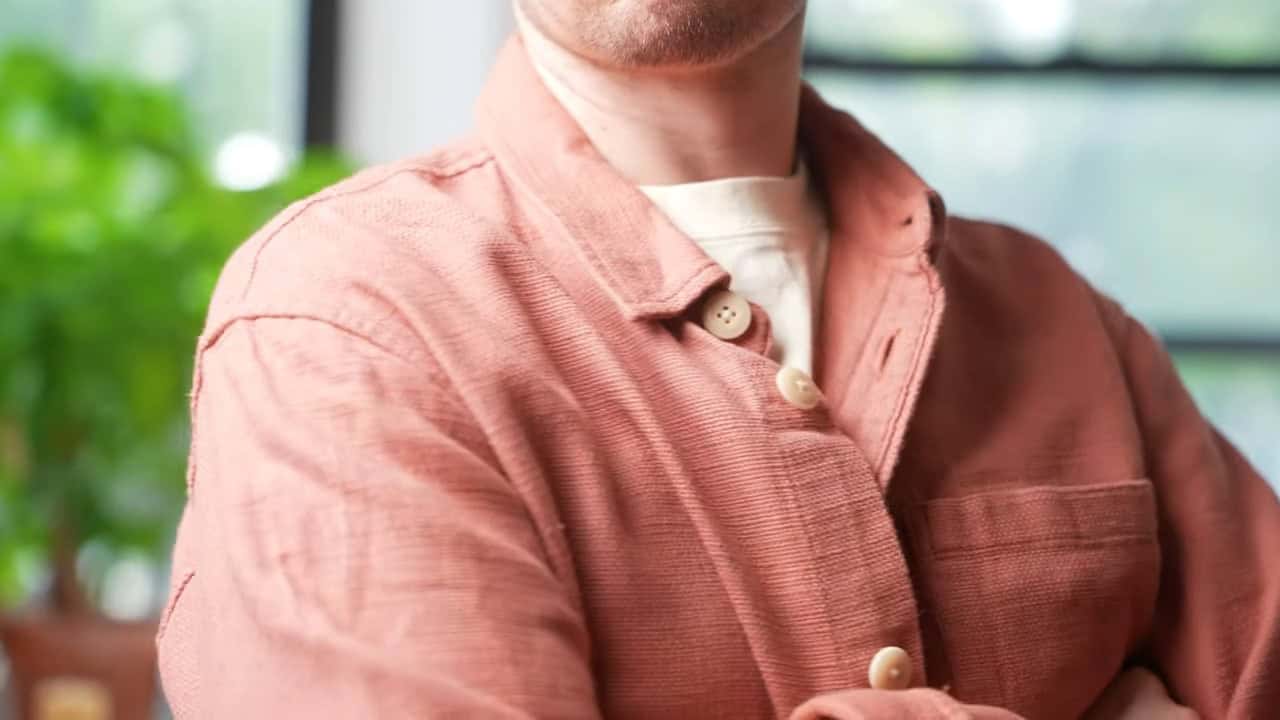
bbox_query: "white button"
[701,289,751,340]
[775,366,820,409]
[868,646,912,690]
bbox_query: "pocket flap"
[923,480,1157,557]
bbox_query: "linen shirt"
[157,36,1280,719]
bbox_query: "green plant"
[0,46,352,612]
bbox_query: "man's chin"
[517,0,801,71]
[590,3,773,69]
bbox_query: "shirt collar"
[475,35,948,321]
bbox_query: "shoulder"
[941,216,1083,286]
[939,215,1130,345]
[201,136,515,361]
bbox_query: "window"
[805,0,1280,483]
[0,0,311,189]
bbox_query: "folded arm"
[1102,296,1280,717]
[157,316,601,718]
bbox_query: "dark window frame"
[804,52,1280,78]
[304,0,340,148]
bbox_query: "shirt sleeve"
[1107,303,1280,717]
[788,688,1025,719]
[156,316,602,719]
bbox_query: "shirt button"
[775,366,820,409]
[701,289,752,340]
[868,646,912,690]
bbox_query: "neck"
[515,8,806,186]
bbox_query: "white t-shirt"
[640,166,830,375]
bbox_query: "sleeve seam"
[186,313,473,499]
[156,569,196,642]
[237,168,424,303]
[201,312,428,371]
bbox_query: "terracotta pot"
[1,613,158,720]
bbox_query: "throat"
[516,8,806,185]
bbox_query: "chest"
[445,252,1161,719]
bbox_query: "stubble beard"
[521,0,799,70]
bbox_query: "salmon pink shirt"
[157,37,1280,719]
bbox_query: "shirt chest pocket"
[910,480,1161,720]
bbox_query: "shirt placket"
[684,285,929,707]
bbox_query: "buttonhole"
[878,331,900,373]
[901,214,914,227]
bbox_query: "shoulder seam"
[410,149,495,180]
[236,150,495,303]
[200,312,427,368]
[238,168,422,302]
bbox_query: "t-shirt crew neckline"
[636,159,824,244]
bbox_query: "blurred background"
[0,0,1276,717]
